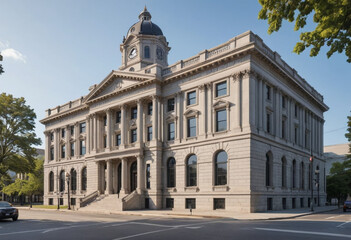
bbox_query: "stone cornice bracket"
[198,84,206,92]
[120,104,126,110]
[104,108,112,114]
[205,82,212,89]
[54,128,60,133]
[75,121,79,126]
[231,72,241,82]
[176,91,183,97]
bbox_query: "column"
[233,74,241,129]
[86,116,90,154]
[106,160,112,194]
[275,88,280,136]
[199,84,206,137]
[152,96,158,141]
[136,155,144,193]
[257,78,263,130]
[65,125,69,159]
[89,115,93,152]
[206,83,213,134]
[176,92,182,141]
[96,162,101,193]
[121,105,126,147]
[93,114,98,151]
[120,157,128,194]
[137,100,144,145]
[106,109,112,150]
[44,132,49,163]
[54,129,59,161]
[75,122,79,156]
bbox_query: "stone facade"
[40,8,328,212]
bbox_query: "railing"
[80,190,99,207]
[122,190,137,203]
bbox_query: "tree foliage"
[0,93,41,177]
[258,0,351,62]
[0,64,3,75]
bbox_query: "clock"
[156,47,163,60]
[129,48,137,59]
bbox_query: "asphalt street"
[0,209,350,240]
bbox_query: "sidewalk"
[17,205,339,220]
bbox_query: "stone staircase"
[79,194,123,212]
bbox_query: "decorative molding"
[183,108,200,117]
[213,99,230,110]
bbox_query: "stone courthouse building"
[41,8,328,212]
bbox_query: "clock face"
[156,47,163,60]
[129,48,137,59]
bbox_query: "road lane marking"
[185,226,202,229]
[255,228,351,238]
[130,222,173,228]
[326,216,336,219]
[113,228,176,240]
[336,221,351,228]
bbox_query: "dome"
[126,7,163,38]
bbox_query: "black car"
[0,201,19,221]
[344,201,351,212]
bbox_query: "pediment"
[85,71,153,103]
[183,108,200,117]
[166,112,177,121]
[213,100,230,109]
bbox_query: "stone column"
[258,78,263,130]
[54,129,59,161]
[206,83,213,135]
[275,88,280,136]
[85,116,90,154]
[96,161,100,193]
[120,157,128,194]
[152,96,158,141]
[137,100,144,145]
[106,109,112,150]
[121,105,126,147]
[176,92,182,141]
[233,74,242,130]
[136,155,144,193]
[106,160,112,194]
[199,84,206,137]
[75,122,79,156]
[44,131,50,163]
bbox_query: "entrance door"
[117,163,121,194]
[130,162,137,191]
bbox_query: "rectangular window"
[131,107,137,119]
[282,119,286,139]
[166,198,174,209]
[216,81,227,97]
[295,104,298,118]
[214,198,225,210]
[70,142,75,157]
[300,198,304,208]
[282,96,286,108]
[70,126,74,135]
[168,122,175,141]
[187,91,196,105]
[266,113,271,133]
[147,126,152,141]
[145,198,149,209]
[294,126,298,144]
[61,128,65,138]
[216,109,227,132]
[116,134,121,146]
[167,98,175,112]
[80,122,86,133]
[266,85,271,100]
[59,198,64,205]
[61,145,66,158]
[267,198,273,211]
[71,198,76,206]
[80,140,86,155]
[131,129,137,143]
[103,116,107,126]
[187,117,196,138]
[148,102,153,115]
[50,132,54,141]
[185,198,196,209]
[50,147,54,161]
[49,198,53,205]
[292,198,296,209]
[104,135,107,148]
[146,164,150,189]
[282,198,287,210]
[116,111,121,123]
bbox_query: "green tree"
[0,93,41,177]
[0,52,3,74]
[258,0,351,62]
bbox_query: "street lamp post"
[315,169,320,207]
[66,172,71,210]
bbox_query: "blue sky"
[1,0,350,148]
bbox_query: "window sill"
[184,187,199,192]
[212,185,229,192]
[167,187,177,192]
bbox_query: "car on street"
[0,201,19,221]
[343,200,351,212]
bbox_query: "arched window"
[186,155,197,187]
[167,157,176,188]
[144,46,150,58]
[70,168,77,191]
[292,160,296,188]
[300,162,305,189]
[215,151,227,185]
[281,157,287,188]
[49,171,54,192]
[265,152,273,186]
[59,170,65,192]
[81,167,87,191]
